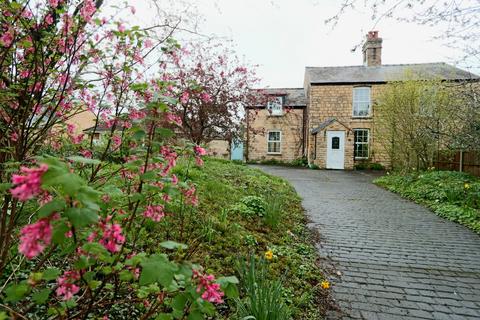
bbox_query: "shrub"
[239,196,267,217]
[369,163,385,170]
[290,157,308,167]
[235,256,291,320]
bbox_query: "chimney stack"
[362,31,382,67]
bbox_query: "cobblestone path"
[255,166,480,320]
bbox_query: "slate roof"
[305,63,479,84]
[254,88,307,107]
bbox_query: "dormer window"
[267,96,283,116]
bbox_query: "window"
[267,131,281,154]
[267,96,283,116]
[353,87,371,117]
[331,137,340,149]
[354,129,369,159]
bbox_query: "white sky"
[131,0,476,88]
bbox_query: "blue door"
[231,140,244,161]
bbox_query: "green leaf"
[119,270,133,281]
[67,156,101,165]
[5,283,30,302]
[65,208,98,228]
[216,276,239,285]
[38,198,66,218]
[156,314,173,320]
[160,241,188,250]
[132,129,146,140]
[187,310,203,320]
[0,312,7,320]
[156,128,174,139]
[42,268,61,281]
[172,293,188,312]
[0,183,12,192]
[52,221,70,245]
[139,254,178,287]
[32,288,51,304]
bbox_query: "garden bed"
[374,170,480,233]
[174,158,330,319]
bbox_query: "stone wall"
[307,84,391,169]
[246,108,305,162]
[206,139,230,159]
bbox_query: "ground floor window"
[354,129,369,159]
[267,130,281,154]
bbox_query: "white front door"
[326,131,345,169]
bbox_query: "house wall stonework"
[206,139,230,159]
[247,108,304,162]
[307,84,390,169]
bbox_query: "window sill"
[354,157,369,160]
[352,116,372,119]
[267,153,282,155]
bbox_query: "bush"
[238,196,267,217]
[290,157,308,167]
[235,256,291,320]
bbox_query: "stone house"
[246,31,479,169]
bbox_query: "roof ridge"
[305,62,448,69]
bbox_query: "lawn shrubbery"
[375,170,480,233]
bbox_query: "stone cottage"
[245,31,479,169]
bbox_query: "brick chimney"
[362,31,382,66]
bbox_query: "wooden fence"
[434,150,480,177]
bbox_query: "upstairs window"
[267,96,283,116]
[353,87,371,117]
[267,130,281,154]
[354,129,369,159]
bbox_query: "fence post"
[459,150,464,172]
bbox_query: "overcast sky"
[133,0,475,88]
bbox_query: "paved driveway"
[255,166,480,320]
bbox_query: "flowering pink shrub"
[18,218,53,259]
[56,271,81,301]
[10,164,48,201]
[193,269,225,304]
[0,1,239,318]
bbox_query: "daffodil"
[321,280,330,289]
[264,250,273,260]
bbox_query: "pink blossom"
[45,14,54,25]
[21,10,33,19]
[194,145,207,156]
[99,217,125,253]
[18,218,52,259]
[166,113,182,126]
[180,91,190,104]
[80,149,93,158]
[118,23,126,33]
[193,270,224,304]
[144,39,153,48]
[195,157,204,167]
[200,92,212,103]
[130,6,136,14]
[70,134,84,145]
[0,31,13,47]
[112,135,122,150]
[171,174,178,185]
[56,271,80,300]
[10,131,18,142]
[143,205,165,222]
[10,164,48,201]
[129,109,146,120]
[67,123,76,135]
[80,0,96,23]
[38,192,53,206]
[184,186,198,207]
[49,0,59,8]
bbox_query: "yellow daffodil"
[321,280,330,289]
[465,183,471,189]
[264,250,273,260]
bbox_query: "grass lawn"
[374,170,480,233]
[172,158,329,319]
